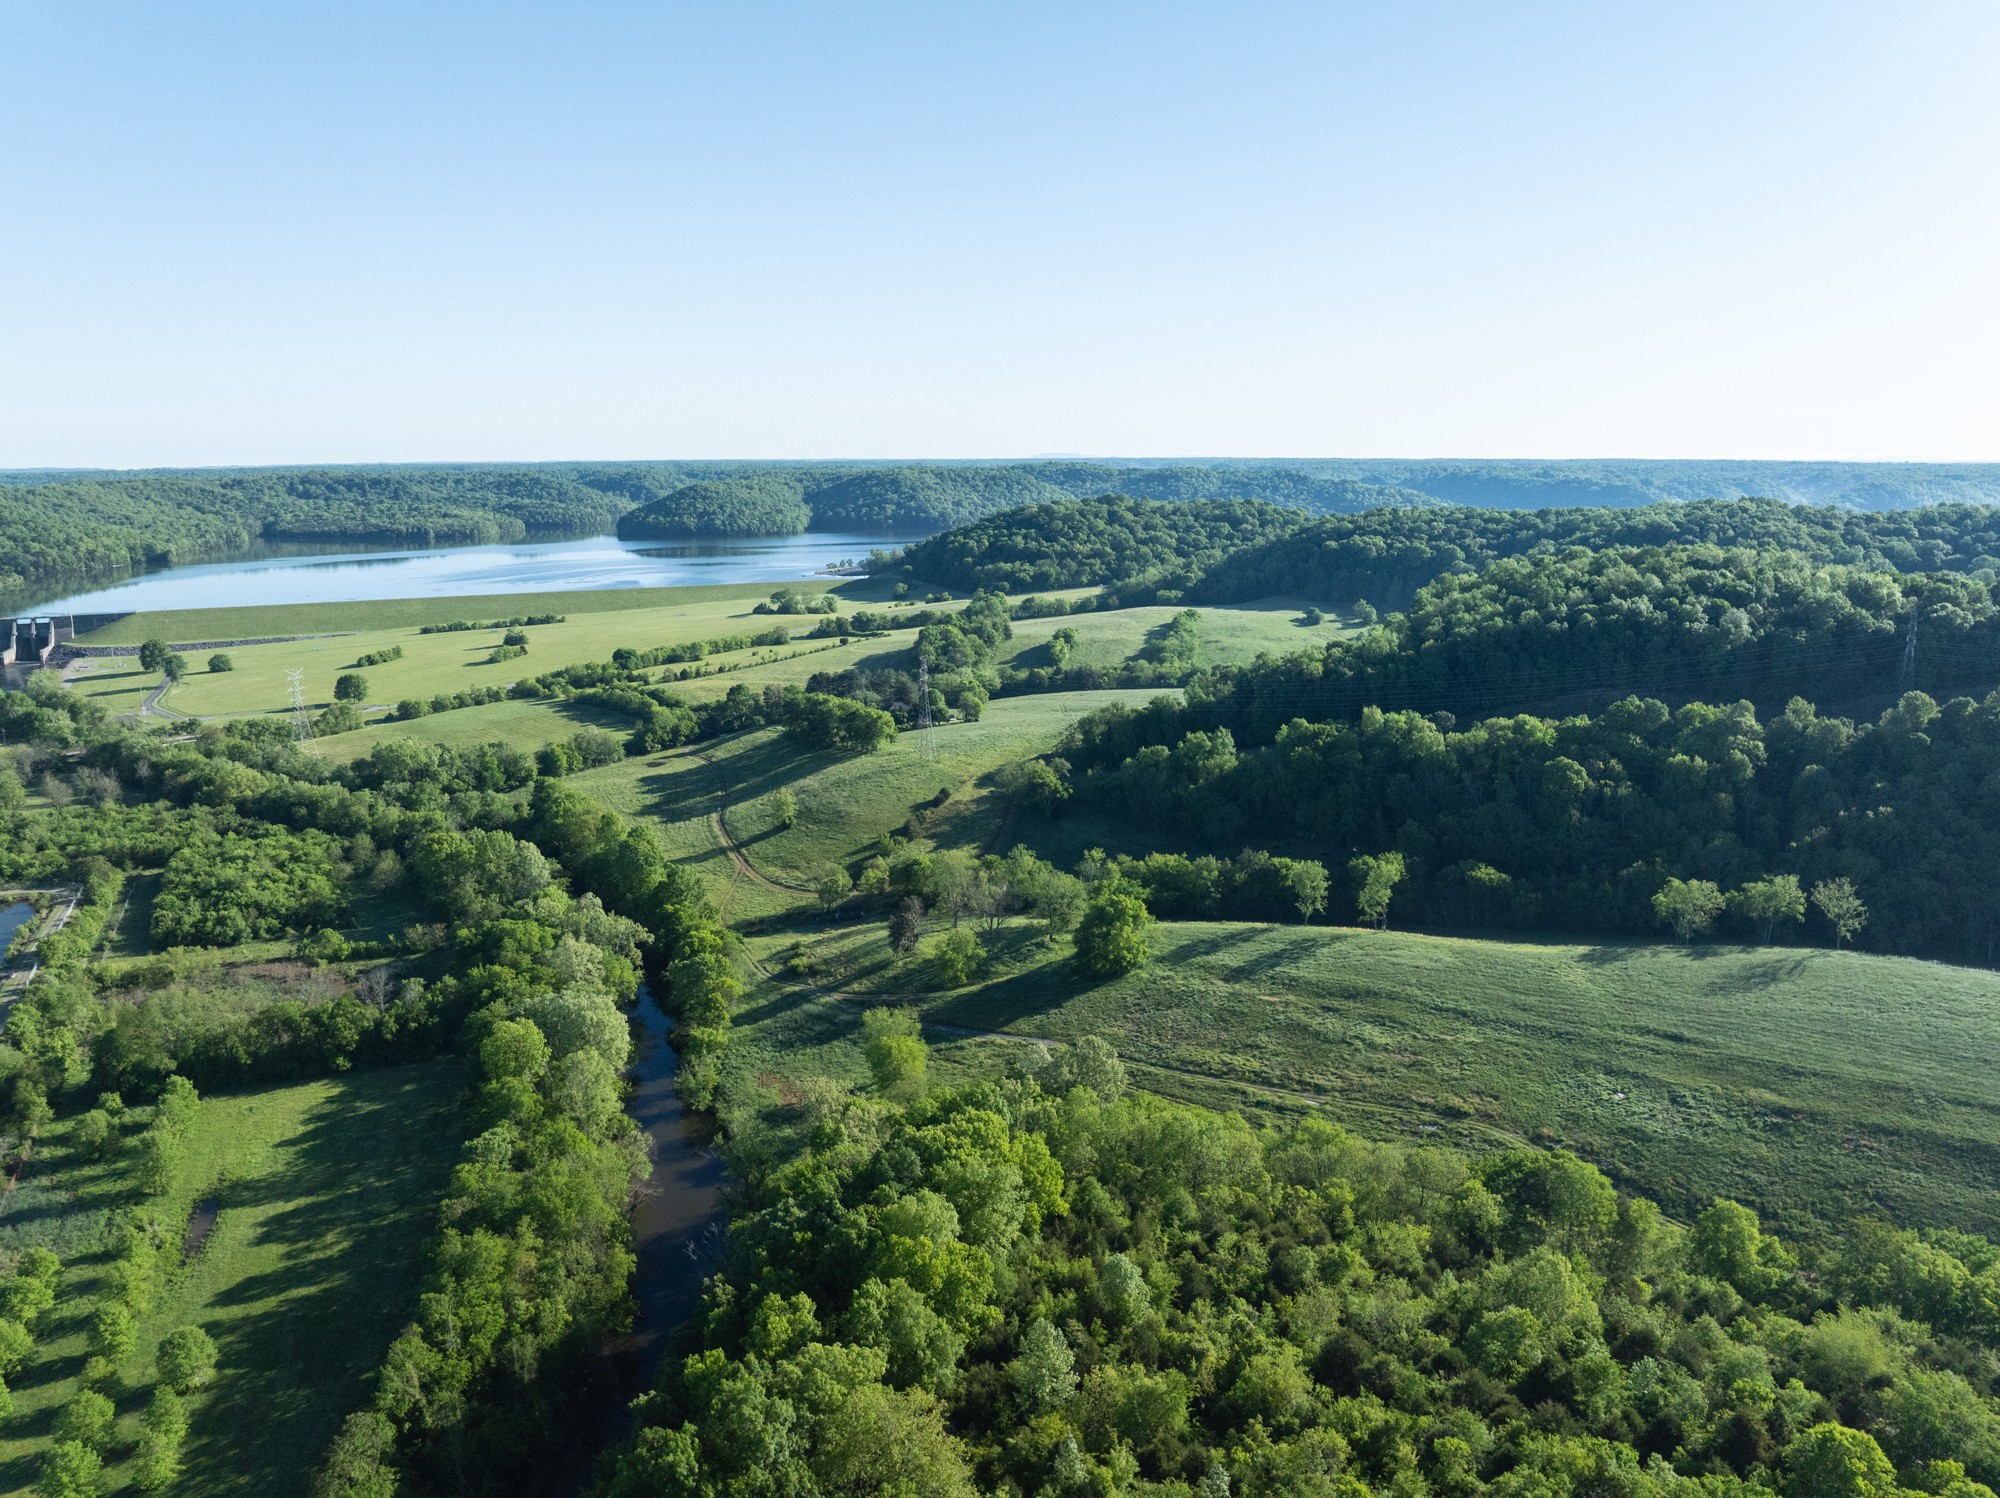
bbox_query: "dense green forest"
[1227,544,1997,718]
[889,496,2000,609]
[1064,683,2000,963]
[1033,543,2000,961]
[800,466,1079,532]
[596,1045,2000,1498]
[892,497,1313,597]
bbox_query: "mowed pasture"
[0,1062,459,1498]
[70,580,815,644]
[731,917,2000,1240]
[69,583,852,719]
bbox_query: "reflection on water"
[15,531,917,617]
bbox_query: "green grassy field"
[310,694,634,764]
[0,1062,459,1497]
[70,589,846,719]
[729,917,2000,1239]
[565,689,1166,918]
[72,579,826,644]
[1000,599,1350,673]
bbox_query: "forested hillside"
[800,465,1078,532]
[894,496,1309,596]
[1100,458,2000,512]
[1194,499,2000,610]
[1047,544,2000,961]
[887,495,2000,608]
[1222,544,1999,717]
[616,476,812,539]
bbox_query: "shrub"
[1073,889,1152,978]
[862,1008,926,1100]
[36,1440,102,1498]
[932,927,984,987]
[135,1388,188,1490]
[157,1324,218,1392]
[54,1389,115,1450]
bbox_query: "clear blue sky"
[2,1,1995,466]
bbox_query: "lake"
[15,530,922,617]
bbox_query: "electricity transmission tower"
[286,668,319,753]
[1898,612,1918,694]
[916,656,937,759]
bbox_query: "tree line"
[1060,683,2000,963]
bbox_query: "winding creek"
[622,987,730,1366]
[553,986,730,1490]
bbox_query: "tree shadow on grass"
[929,966,1082,1036]
[731,978,824,1031]
[718,743,842,812]
[1159,926,1268,964]
[1216,936,1329,983]
[177,1066,459,1498]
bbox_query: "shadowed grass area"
[0,1062,461,1497]
[733,917,2000,1240]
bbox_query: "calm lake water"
[17,530,920,617]
[0,903,34,955]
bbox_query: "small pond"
[0,903,35,957]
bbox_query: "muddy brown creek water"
[547,985,729,1494]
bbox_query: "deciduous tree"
[1653,877,1725,944]
[1813,878,1869,949]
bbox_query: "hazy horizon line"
[9,453,2000,475]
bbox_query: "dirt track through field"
[683,748,814,895]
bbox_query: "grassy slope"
[310,696,636,765]
[565,689,1167,920]
[1000,599,1350,673]
[731,918,2000,1240]
[0,1063,460,1497]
